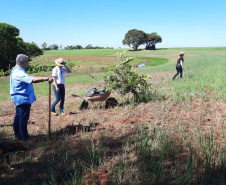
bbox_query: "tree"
[145,32,162,50]
[25,42,43,57]
[41,42,47,50]
[75,45,83,49]
[0,23,19,70]
[64,45,73,50]
[85,44,93,49]
[49,44,59,50]
[122,29,146,51]
[0,23,43,71]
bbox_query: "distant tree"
[75,45,83,49]
[145,32,162,50]
[64,45,76,50]
[64,45,71,50]
[49,44,59,50]
[41,42,47,50]
[85,44,93,49]
[122,29,146,51]
[64,44,112,50]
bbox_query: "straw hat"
[55,58,66,66]
[179,52,184,56]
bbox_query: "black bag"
[86,88,97,97]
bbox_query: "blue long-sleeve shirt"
[10,65,36,106]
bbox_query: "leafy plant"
[66,59,74,69]
[102,51,152,103]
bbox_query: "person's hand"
[48,77,53,83]
[56,87,60,92]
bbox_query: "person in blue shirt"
[10,54,53,142]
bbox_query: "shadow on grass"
[108,132,226,184]
[1,122,226,185]
[0,125,129,185]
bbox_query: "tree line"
[41,43,114,50]
[122,29,162,51]
[0,23,162,72]
[0,23,43,71]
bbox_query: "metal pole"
[48,82,51,140]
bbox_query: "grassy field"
[0,47,226,184]
[43,48,126,57]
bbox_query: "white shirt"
[52,66,68,84]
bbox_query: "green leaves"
[145,32,162,50]
[122,29,162,50]
[0,23,43,71]
[103,51,151,103]
[122,29,147,51]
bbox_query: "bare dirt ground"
[1,72,226,184]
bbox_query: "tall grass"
[135,47,226,100]
[1,112,226,184]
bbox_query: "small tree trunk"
[133,46,138,51]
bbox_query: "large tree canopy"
[122,29,147,51]
[0,23,19,70]
[145,32,162,50]
[0,23,43,71]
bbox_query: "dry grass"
[0,81,226,184]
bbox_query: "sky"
[1,0,226,49]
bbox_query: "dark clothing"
[173,57,184,80]
[173,66,183,79]
[13,103,31,141]
[51,84,65,114]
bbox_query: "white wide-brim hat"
[55,58,66,66]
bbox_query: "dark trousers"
[51,84,65,114]
[13,104,31,141]
[173,66,183,79]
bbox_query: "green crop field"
[1,47,226,101]
[43,48,127,57]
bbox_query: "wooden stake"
[48,82,51,140]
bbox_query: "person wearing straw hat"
[51,58,71,116]
[172,52,185,80]
[10,54,53,142]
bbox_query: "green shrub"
[102,51,152,102]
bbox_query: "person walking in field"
[51,58,71,116]
[10,54,53,142]
[172,52,185,80]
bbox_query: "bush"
[102,51,152,103]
